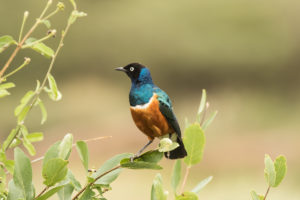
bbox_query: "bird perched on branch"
[115,63,187,159]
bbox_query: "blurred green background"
[1,0,300,199]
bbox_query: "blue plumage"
[116,63,187,159]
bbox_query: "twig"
[263,186,270,200]
[1,57,31,80]
[180,166,191,194]
[35,186,49,199]
[0,0,52,78]
[72,165,121,200]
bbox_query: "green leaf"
[2,128,18,150]
[17,105,30,123]
[264,154,276,187]
[92,153,132,185]
[37,98,47,124]
[41,19,51,28]
[191,176,213,193]
[79,186,95,200]
[136,150,163,163]
[58,133,73,160]
[171,160,181,193]
[42,158,68,187]
[11,148,34,200]
[0,165,6,193]
[202,110,218,130]
[44,73,62,101]
[57,184,74,200]
[43,141,60,167]
[197,89,207,123]
[68,10,87,25]
[159,138,179,152]
[36,185,65,200]
[176,191,198,200]
[66,170,82,191]
[250,191,264,200]
[183,124,206,166]
[3,160,14,174]
[7,180,24,200]
[23,136,36,156]
[26,132,44,142]
[9,138,22,148]
[274,155,287,187]
[0,35,16,53]
[151,173,167,200]
[0,82,15,90]
[25,37,54,58]
[0,89,10,98]
[76,141,89,171]
[14,90,35,116]
[120,150,163,170]
[120,160,162,170]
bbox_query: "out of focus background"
[1,0,299,199]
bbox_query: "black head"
[115,63,153,85]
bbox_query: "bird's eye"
[130,67,134,71]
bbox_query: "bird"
[115,63,187,159]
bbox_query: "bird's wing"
[153,88,181,137]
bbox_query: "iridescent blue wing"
[153,87,181,137]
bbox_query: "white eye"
[130,67,134,71]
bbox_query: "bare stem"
[22,30,56,49]
[35,186,49,199]
[263,186,270,200]
[1,57,31,80]
[180,166,191,194]
[72,165,121,200]
[18,11,29,43]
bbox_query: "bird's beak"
[115,67,127,72]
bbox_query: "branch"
[0,0,53,78]
[72,165,121,200]
[263,186,270,200]
[35,186,49,199]
[180,166,191,194]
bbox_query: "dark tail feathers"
[164,137,187,159]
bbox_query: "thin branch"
[0,0,52,78]
[35,186,49,199]
[18,11,29,43]
[263,186,270,200]
[1,57,31,80]
[180,166,191,194]
[72,165,121,200]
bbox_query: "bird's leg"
[131,139,153,162]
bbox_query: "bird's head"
[115,63,153,85]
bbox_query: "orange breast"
[130,93,173,140]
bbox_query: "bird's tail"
[164,137,187,159]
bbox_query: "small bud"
[24,57,31,64]
[47,29,57,38]
[24,11,29,18]
[57,2,65,11]
[47,0,53,5]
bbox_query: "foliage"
[251,154,287,200]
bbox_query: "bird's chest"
[130,94,173,139]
